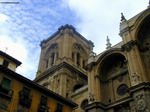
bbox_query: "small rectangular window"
[1,77,11,90]
[22,87,30,97]
[40,96,48,106]
[56,103,63,112]
[3,60,9,67]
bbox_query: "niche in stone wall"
[138,15,150,80]
[99,53,130,104]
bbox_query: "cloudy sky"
[0,0,149,80]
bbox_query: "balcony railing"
[19,91,32,108]
[0,89,13,99]
[38,104,49,112]
[19,97,32,108]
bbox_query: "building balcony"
[38,104,49,112]
[19,91,32,108]
[0,88,13,99]
[19,96,32,108]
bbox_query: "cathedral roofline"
[0,50,22,66]
[40,24,94,47]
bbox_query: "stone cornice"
[128,82,150,95]
[40,24,94,47]
[121,40,138,52]
[34,62,87,82]
[85,96,132,111]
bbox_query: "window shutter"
[3,60,9,67]
[40,96,47,106]
[56,103,63,112]
[2,78,11,90]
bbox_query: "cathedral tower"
[34,25,94,111]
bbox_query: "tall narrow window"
[19,87,32,108]
[22,87,30,98]
[51,52,55,66]
[72,52,74,62]
[0,77,11,94]
[3,60,9,68]
[38,96,49,112]
[56,103,63,112]
[40,96,48,106]
[46,60,49,69]
[77,52,80,66]
[83,60,85,69]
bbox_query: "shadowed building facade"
[0,51,77,112]
[35,5,150,112]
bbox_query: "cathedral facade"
[35,6,150,112]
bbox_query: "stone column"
[74,52,77,66]
[122,40,143,86]
[80,57,83,69]
[59,74,67,97]
[54,52,57,65]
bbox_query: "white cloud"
[0,13,9,22]
[63,0,148,53]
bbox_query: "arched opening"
[137,15,150,80]
[73,84,84,92]
[99,53,129,104]
[44,43,59,69]
[80,99,88,111]
[72,43,88,69]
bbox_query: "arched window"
[44,43,59,69]
[51,52,55,66]
[137,15,150,76]
[80,99,88,111]
[73,84,84,92]
[99,53,129,104]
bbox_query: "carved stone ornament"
[132,72,141,85]
[89,93,95,102]
[121,40,138,52]
[135,92,147,112]
[136,99,146,111]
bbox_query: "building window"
[38,96,49,112]
[117,84,128,96]
[72,52,74,62]
[46,60,49,69]
[0,77,11,94]
[19,87,32,108]
[40,96,48,106]
[80,99,88,111]
[51,52,55,66]
[56,103,63,112]
[83,60,85,69]
[3,60,9,68]
[77,52,80,66]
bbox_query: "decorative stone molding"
[121,40,138,52]
[132,72,141,85]
[134,92,147,112]
[89,93,95,103]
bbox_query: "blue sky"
[0,0,148,80]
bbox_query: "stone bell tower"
[34,24,94,100]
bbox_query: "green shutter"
[2,78,11,90]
